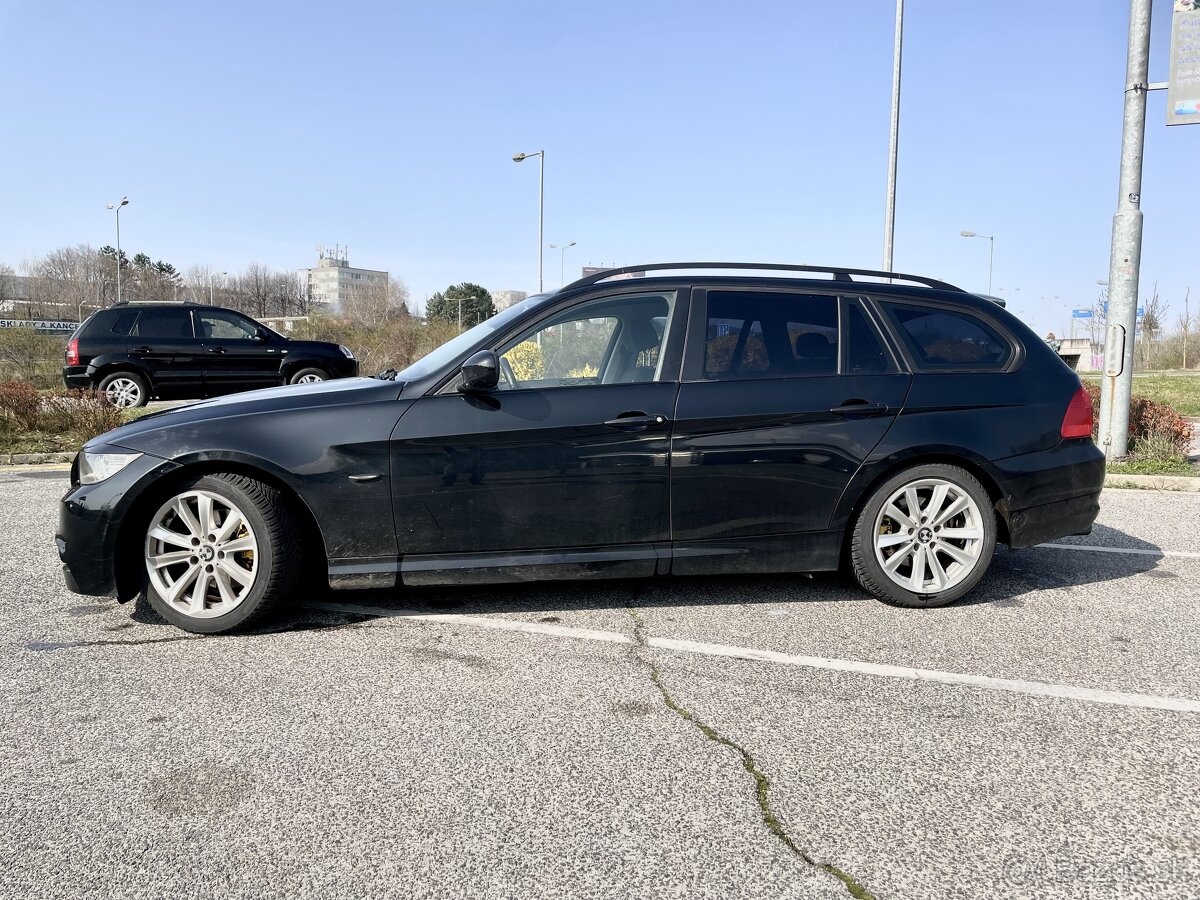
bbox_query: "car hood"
[93,376,405,451]
[281,339,344,355]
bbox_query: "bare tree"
[36,245,103,320]
[0,263,15,312]
[1138,281,1169,370]
[341,276,411,328]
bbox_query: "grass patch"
[1107,457,1199,477]
[1081,373,1200,417]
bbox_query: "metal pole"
[115,207,123,304]
[208,272,214,305]
[882,0,903,272]
[538,153,544,294]
[1099,0,1152,460]
[987,236,994,296]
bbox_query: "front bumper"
[56,450,180,598]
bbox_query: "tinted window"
[109,312,138,336]
[844,303,894,374]
[197,310,257,340]
[704,291,838,379]
[134,309,194,339]
[882,303,1012,370]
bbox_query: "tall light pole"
[513,150,545,292]
[959,231,994,295]
[106,197,129,303]
[883,0,903,273]
[549,241,575,287]
[208,270,227,305]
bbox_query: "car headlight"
[79,449,143,485]
[339,345,355,359]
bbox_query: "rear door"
[670,287,911,574]
[195,309,282,395]
[128,308,203,398]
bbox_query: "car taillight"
[66,338,79,367]
[1061,386,1093,439]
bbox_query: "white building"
[492,289,528,312]
[298,247,388,313]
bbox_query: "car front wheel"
[140,473,299,633]
[850,463,996,608]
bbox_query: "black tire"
[289,367,328,385]
[98,370,150,408]
[850,463,996,609]
[140,473,300,634]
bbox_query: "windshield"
[393,295,552,383]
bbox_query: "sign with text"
[1072,309,1093,319]
[1168,1,1200,125]
[0,318,77,333]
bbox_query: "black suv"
[57,263,1104,634]
[63,302,358,407]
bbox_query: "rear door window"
[133,309,194,340]
[701,291,839,379]
[880,302,1012,370]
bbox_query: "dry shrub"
[0,380,42,429]
[1083,382,1194,456]
[0,381,123,443]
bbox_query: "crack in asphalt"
[624,604,876,900]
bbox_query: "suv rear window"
[880,302,1012,370]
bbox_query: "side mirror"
[254,328,269,343]
[459,350,499,392]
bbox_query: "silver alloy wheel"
[297,373,325,384]
[105,377,142,408]
[873,477,985,594]
[144,490,259,618]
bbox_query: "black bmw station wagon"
[57,263,1104,633]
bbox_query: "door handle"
[603,412,669,429]
[829,400,888,417]
[207,347,226,354]
[133,345,152,353]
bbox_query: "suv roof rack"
[562,262,966,293]
[111,299,199,306]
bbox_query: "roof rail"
[562,262,966,293]
[112,299,197,306]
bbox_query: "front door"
[195,309,282,395]
[670,288,912,574]
[391,289,684,585]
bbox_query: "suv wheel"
[289,367,327,384]
[98,371,149,408]
[850,463,996,608]
[141,473,299,633]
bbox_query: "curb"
[1105,473,1200,492]
[1,452,73,466]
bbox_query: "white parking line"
[308,602,1200,714]
[1037,542,1200,560]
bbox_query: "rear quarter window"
[880,302,1013,371]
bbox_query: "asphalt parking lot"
[1,471,1198,900]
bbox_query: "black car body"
[62,302,358,407]
[57,264,1104,633]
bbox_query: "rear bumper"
[994,439,1106,549]
[62,367,92,390]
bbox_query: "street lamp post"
[106,197,129,303]
[549,241,576,287]
[513,150,545,293]
[959,230,994,295]
[208,270,227,305]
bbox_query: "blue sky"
[0,0,1194,336]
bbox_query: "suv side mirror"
[459,350,499,392]
[254,328,269,343]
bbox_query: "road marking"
[1038,542,1200,560]
[308,602,1200,714]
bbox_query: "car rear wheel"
[141,473,299,633]
[850,463,996,608]
[289,367,327,384]
[99,370,149,408]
